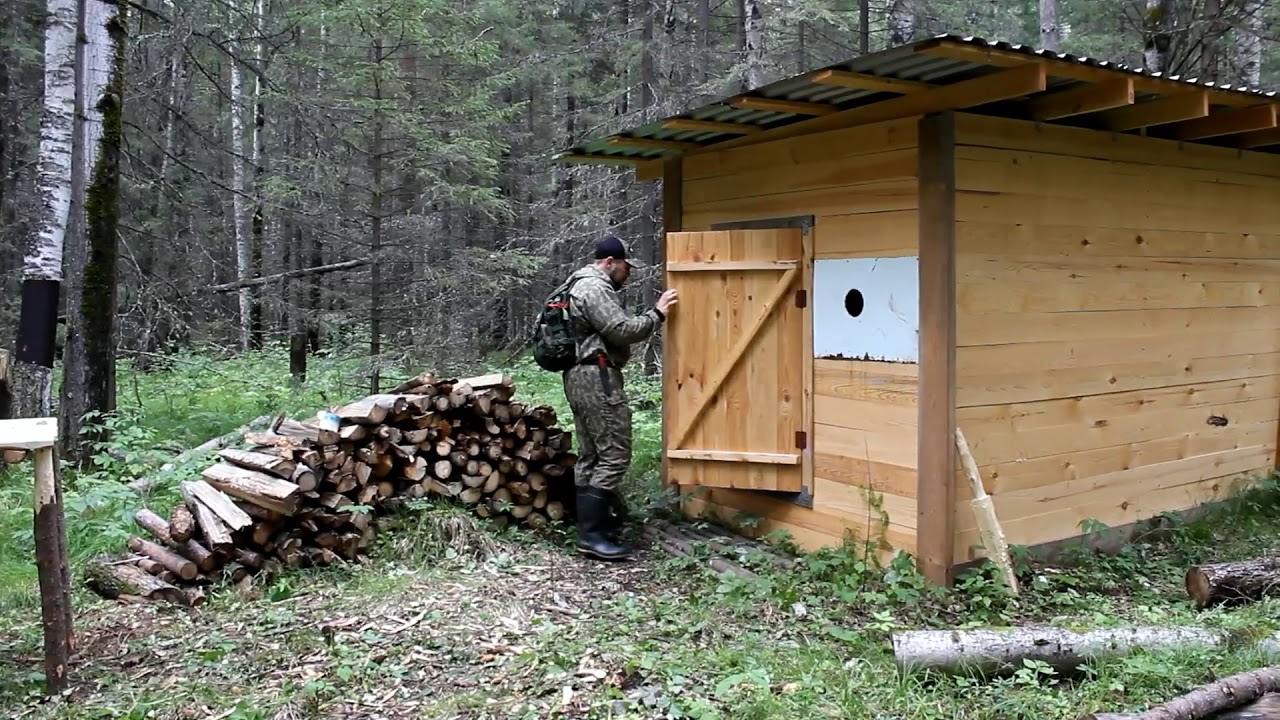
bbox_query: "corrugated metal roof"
[556,34,1280,164]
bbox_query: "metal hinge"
[795,430,807,449]
[794,289,807,308]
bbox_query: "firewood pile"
[85,371,578,606]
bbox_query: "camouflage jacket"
[565,264,664,368]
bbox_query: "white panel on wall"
[813,256,919,362]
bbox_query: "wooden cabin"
[555,35,1280,586]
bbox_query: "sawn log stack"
[85,372,577,605]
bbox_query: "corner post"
[660,156,683,494]
[917,111,957,587]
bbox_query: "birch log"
[892,626,1226,676]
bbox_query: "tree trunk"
[248,0,267,349]
[12,0,79,420]
[1144,0,1173,74]
[1186,555,1280,608]
[892,626,1226,677]
[368,36,384,394]
[229,21,251,353]
[59,0,127,464]
[1040,0,1060,51]
[1084,668,1280,720]
[858,0,869,54]
[888,0,914,47]
[742,0,764,90]
[1237,0,1263,88]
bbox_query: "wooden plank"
[0,417,58,451]
[684,178,918,229]
[959,306,1280,347]
[816,452,918,498]
[682,147,917,208]
[810,69,935,94]
[683,117,917,182]
[730,96,838,116]
[959,277,1280,315]
[556,153,647,166]
[813,476,918,531]
[959,351,1280,407]
[916,111,957,587]
[1095,91,1210,132]
[955,190,1279,236]
[606,136,701,153]
[671,265,800,448]
[1164,103,1277,141]
[1028,78,1134,121]
[667,260,797,271]
[1237,127,1280,149]
[801,223,816,496]
[816,210,919,258]
[696,63,1047,156]
[965,420,1278,497]
[661,158,682,492]
[666,449,800,464]
[954,113,1280,180]
[663,118,762,135]
[954,220,1280,260]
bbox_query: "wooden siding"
[676,116,921,560]
[951,113,1280,564]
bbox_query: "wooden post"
[0,417,73,694]
[0,348,11,419]
[916,111,958,588]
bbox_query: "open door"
[664,228,808,493]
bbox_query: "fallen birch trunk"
[892,626,1228,677]
[126,415,275,494]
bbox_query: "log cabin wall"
[950,113,1280,565]
[674,116,924,561]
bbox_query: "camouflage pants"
[563,363,632,491]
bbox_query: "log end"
[1186,566,1212,608]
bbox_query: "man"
[562,235,677,561]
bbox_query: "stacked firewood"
[85,372,577,606]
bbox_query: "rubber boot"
[576,485,632,561]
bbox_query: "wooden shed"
[555,35,1280,586]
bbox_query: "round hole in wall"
[844,289,865,318]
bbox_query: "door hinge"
[795,430,807,449]
[794,289,807,308]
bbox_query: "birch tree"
[11,0,79,419]
[1041,0,1060,51]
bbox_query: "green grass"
[3,346,1280,718]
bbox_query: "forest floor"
[1,347,1280,719]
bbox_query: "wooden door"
[664,228,807,492]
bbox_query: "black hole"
[844,289,865,318]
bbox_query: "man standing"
[562,235,677,560]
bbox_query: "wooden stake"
[955,427,1018,594]
[32,442,72,694]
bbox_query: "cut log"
[3,449,27,464]
[169,504,196,544]
[892,626,1226,677]
[218,448,297,479]
[1084,670,1280,720]
[127,537,198,581]
[84,555,188,605]
[181,480,253,531]
[1186,556,1280,608]
[201,462,301,515]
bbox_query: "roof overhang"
[554,34,1280,180]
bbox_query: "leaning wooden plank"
[84,554,188,605]
[1186,555,1280,608]
[217,448,297,479]
[955,427,1018,594]
[892,626,1225,677]
[201,462,302,515]
[1083,668,1280,720]
[181,480,252,533]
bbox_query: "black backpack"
[531,276,585,372]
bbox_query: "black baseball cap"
[594,235,647,268]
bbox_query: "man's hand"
[656,288,678,315]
